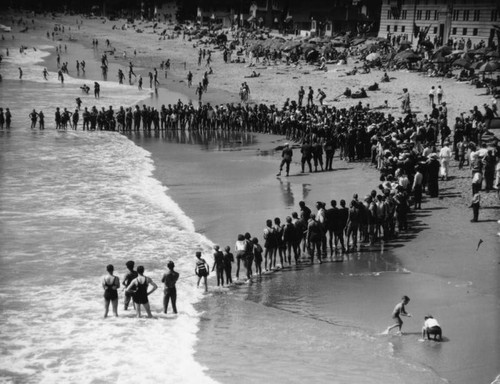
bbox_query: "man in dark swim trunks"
[211,245,225,287]
[122,260,138,311]
[162,261,179,314]
[277,143,293,177]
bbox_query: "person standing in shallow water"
[223,246,234,285]
[195,251,209,292]
[102,264,120,318]
[122,260,138,311]
[211,245,225,287]
[384,295,411,335]
[126,265,158,318]
[162,261,179,314]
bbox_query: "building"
[247,0,285,29]
[287,0,382,37]
[378,0,500,46]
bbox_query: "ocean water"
[0,45,216,383]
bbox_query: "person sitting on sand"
[80,84,90,94]
[343,87,352,97]
[384,295,411,335]
[368,83,379,91]
[381,72,390,82]
[245,71,260,78]
[346,67,358,76]
[351,88,367,99]
[422,315,442,341]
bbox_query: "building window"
[394,25,398,32]
[401,10,407,19]
[452,10,459,21]
[452,27,457,35]
[473,10,480,21]
[473,28,478,36]
[387,25,391,32]
[416,10,422,20]
[387,10,392,20]
[463,10,469,21]
[433,26,438,34]
[425,10,431,20]
[434,10,439,20]
[402,26,405,32]
[491,10,498,21]
[462,27,467,35]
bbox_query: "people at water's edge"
[384,295,411,335]
[162,261,179,314]
[102,264,120,318]
[125,265,158,318]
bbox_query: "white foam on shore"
[0,109,216,382]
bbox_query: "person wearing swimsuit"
[126,266,158,318]
[102,264,120,318]
[195,251,209,292]
[384,295,411,335]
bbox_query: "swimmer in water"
[384,295,411,335]
[161,261,179,314]
[102,264,120,318]
[126,265,158,318]
[195,251,209,292]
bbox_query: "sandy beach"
[1,10,499,384]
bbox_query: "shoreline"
[1,11,499,384]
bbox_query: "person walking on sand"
[94,82,100,98]
[422,315,442,341]
[126,266,158,318]
[436,86,443,104]
[162,261,179,314]
[102,264,120,318]
[428,86,435,106]
[195,251,209,292]
[400,88,410,113]
[298,86,305,107]
[122,260,138,311]
[211,245,225,287]
[384,295,411,335]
